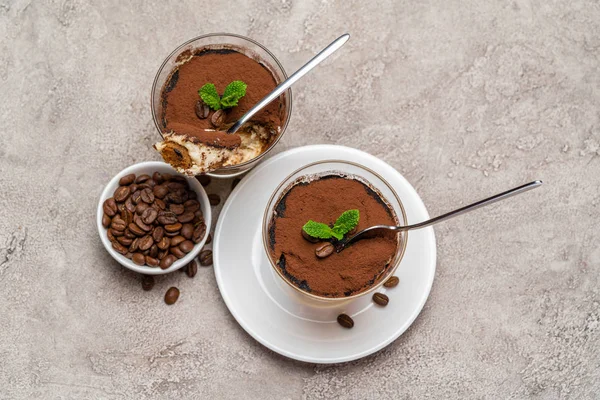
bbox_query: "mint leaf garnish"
[303,221,334,239]
[302,209,360,241]
[332,209,359,236]
[199,83,221,110]
[220,80,247,108]
[198,80,247,110]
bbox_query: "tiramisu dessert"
[154,47,286,175]
[267,174,400,298]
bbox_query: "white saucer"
[213,145,436,363]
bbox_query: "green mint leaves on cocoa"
[302,209,360,241]
[199,80,247,111]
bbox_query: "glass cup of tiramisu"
[263,161,408,303]
[151,33,292,178]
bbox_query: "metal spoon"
[227,33,350,134]
[336,180,543,251]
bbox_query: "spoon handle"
[227,34,350,134]
[404,180,543,230]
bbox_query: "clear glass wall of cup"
[262,160,409,306]
[151,33,292,178]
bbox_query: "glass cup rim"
[261,159,409,302]
[150,32,293,172]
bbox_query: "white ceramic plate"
[213,145,436,363]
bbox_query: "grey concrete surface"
[1,0,599,398]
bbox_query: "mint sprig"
[302,209,360,241]
[198,80,247,111]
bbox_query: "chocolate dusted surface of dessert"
[268,175,400,298]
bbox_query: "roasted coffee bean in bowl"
[97,161,211,275]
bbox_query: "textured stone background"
[1,0,599,398]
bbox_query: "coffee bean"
[315,243,334,258]
[125,197,136,213]
[138,235,154,251]
[141,275,154,291]
[112,241,128,255]
[160,254,176,269]
[165,191,184,204]
[116,202,126,213]
[103,198,118,217]
[337,314,354,329]
[110,216,126,232]
[164,287,180,305]
[154,198,166,210]
[120,209,133,225]
[157,212,178,225]
[149,244,159,258]
[132,253,145,266]
[185,260,198,277]
[183,199,200,212]
[114,186,131,203]
[177,211,194,223]
[157,250,167,259]
[196,175,211,187]
[117,236,133,246]
[140,188,154,203]
[152,172,163,184]
[208,194,220,206]
[110,228,124,237]
[372,292,389,306]
[383,276,399,288]
[187,190,197,200]
[171,175,187,183]
[167,181,185,191]
[199,249,213,266]
[102,213,111,228]
[135,174,151,184]
[125,252,133,259]
[141,207,158,224]
[135,202,149,215]
[169,203,185,215]
[152,226,164,242]
[157,237,170,250]
[153,184,168,199]
[133,215,152,232]
[129,184,138,193]
[162,173,173,182]
[119,174,136,186]
[180,223,193,240]
[145,256,159,267]
[195,99,210,119]
[205,233,212,244]
[165,231,180,237]
[179,240,194,253]
[128,223,146,236]
[302,229,320,243]
[107,229,116,242]
[169,235,185,247]
[124,230,136,239]
[210,109,225,127]
[131,190,142,204]
[165,222,182,233]
[193,223,206,244]
[129,238,139,252]
[170,246,186,259]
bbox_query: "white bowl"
[97,161,211,275]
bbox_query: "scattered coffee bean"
[205,233,212,244]
[179,240,194,253]
[160,254,176,269]
[199,249,213,266]
[170,235,186,247]
[210,109,225,127]
[119,174,136,186]
[135,174,151,184]
[132,252,145,266]
[372,292,389,306]
[140,188,154,204]
[165,222,182,233]
[145,256,159,267]
[103,198,118,217]
[302,229,320,243]
[170,246,186,259]
[185,260,198,277]
[114,186,130,202]
[196,175,211,187]
[102,213,111,228]
[337,314,354,329]
[208,194,220,206]
[195,99,210,119]
[383,276,399,288]
[141,275,154,291]
[315,243,334,258]
[164,287,180,305]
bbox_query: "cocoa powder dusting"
[161,49,284,140]
[269,176,400,297]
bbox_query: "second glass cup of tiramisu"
[151,33,292,178]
